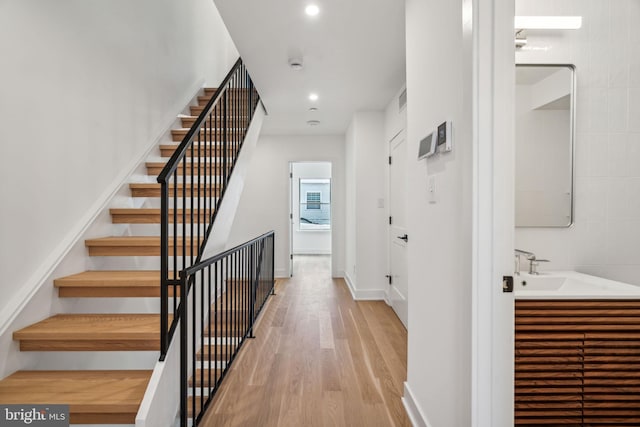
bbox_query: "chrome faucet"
[514,249,533,275]
[515,249,550,275]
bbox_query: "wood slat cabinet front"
[515,300,640,426]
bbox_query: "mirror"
[515,64,575,227]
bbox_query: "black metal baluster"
[214,262,219,390]
[160,182,169,359]
[249,243,255,337]
[200,268,204,415]
[243,247,247,338]
[215,104,219,214]
[180,272,188,427]
[206,113,210,229]
[222,91,227,187]
[190,140,195,265]
[173,169,178,315]
[191,271,196,422]
[182,153,187,281]
[207,264,212,398]
[198,122,202,261]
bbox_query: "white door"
[388,130,408,328]
[289,163,294,277]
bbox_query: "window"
[306,191,321,209]
[299,179,331,230]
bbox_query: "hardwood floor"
[201,255,411,427]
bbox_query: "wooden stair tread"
[0,370,151,423]
[86,236,196,247]
[129,182,222,198]
[14,314,161,340]
[196,344,232,361]
[129,183,221,190]
[85,236,203,257]
[13,314,164,351]
[146,161,229,168]
[55,270,159,287]
[110,208,214,224]
[181,117,249,127]
[159,144,236,158]
[145,161,227,176]
[171,127,244,142]
[190,106,250,114]
[189,369,222,387]
[53,270,179,298]
[85,236,202,247]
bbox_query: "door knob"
[397,234,408,242]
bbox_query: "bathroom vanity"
[515,272,640,426]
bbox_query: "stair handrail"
[157,58,261,359]
[157,57,243,183]
[178,231,275,427]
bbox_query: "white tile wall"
[515,0,640,286]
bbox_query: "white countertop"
[515,271,640,300]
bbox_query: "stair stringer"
[135,103,265,427]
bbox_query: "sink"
[514,271,640,299]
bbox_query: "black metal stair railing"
[179,231,275,427]
[157,58,260,360]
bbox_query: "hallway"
[202,255,411,426]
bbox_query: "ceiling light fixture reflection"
[514,16,582,30]
[305,5,320,17]
[308,93,319,101]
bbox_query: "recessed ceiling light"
[308,93,319,101]
[307,120,320,126]
[305,4,320,17]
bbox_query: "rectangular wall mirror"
[515,64,575,227]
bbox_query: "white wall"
[226,135,345,278]
[0,0,238,317]
[403,0,473,425]
[515,0,640,286]
[385,86,408,142]
[344,112,389,299]
[292,163,332,255]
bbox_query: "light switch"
[428,175,437,204]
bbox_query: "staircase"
[0,61,264,425]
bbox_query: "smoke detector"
[307,120,320,126]
[289,58,303,70]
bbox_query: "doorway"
[388,130,409,328]
[289,162,333,277]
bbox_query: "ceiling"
[213,0,406,135]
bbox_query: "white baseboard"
[402,382,431,427]
[343,273,386,301]
[293,250,331,255]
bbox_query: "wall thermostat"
[437,121,452,152]
[417,131,437,159]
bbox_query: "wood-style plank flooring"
[201,255,411,427]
